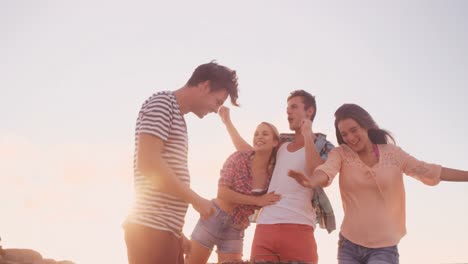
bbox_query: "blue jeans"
[338,233,399,264]
[190,201,245,254]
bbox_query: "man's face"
[193,82,228,118]
[286,96,313,131]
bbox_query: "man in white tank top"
[250,90,333,263]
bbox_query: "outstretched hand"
[256,191,281,207]
[218,106,231,124]
[288,169,315,188]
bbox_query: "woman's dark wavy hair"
[334,104,395,145]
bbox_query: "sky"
[1,1,468,263]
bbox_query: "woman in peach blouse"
[289,103,468,264]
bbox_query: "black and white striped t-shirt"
[126,91,189,237]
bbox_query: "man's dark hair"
[187,61,239,106]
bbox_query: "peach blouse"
[316,144,442,248]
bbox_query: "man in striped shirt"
[124,61,240,264]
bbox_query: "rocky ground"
[0,248,75,264]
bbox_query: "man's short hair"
[187,61,239,106]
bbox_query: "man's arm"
[137,133,214,219]
[218,106,253,151]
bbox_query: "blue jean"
[190,201,245,254]
[338,233,399,264]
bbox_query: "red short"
[251,224,318,263]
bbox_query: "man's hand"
[256,191,282,207]
[181,234,191,255]
[192,196,215,220]
[300,118,316,141]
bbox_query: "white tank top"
[256,142,316,226]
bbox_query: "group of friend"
[122,61,468,264]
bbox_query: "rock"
[0,260,17,264]
[3,249,42,263]
[42,259,57,264]
[0,244,74,264]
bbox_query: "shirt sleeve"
[315,148,342,187]
[137,95,174,141]
[319,140,335,160]
[397,146,442,186]
[219,151,243,188]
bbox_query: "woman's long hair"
[334,104,395,145]
[259,122,280,175]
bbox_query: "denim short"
[190,201,245,254]
[338,233,399,264]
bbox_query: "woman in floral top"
[186,119,282,264]
[289,103,468,264]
